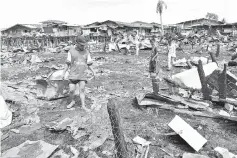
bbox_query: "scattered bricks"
[225,103,234,112]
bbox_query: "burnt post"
[197,60,211,100]
[219,64,227,100]
[107,99,129,158]
[209,52,217,64]
[0,36,2,52]
[151,75,160,94]
[206,44,209,51]
[216,43,220,57]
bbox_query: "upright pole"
[107,99,129,158]
[197,60,211,100]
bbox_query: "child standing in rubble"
[167,38,178,71]
[62,36,95,112]
[149,35,159,75]
[134,31,140,56]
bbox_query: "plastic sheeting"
[0,95,12,129]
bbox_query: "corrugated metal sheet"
[2,24,42,32]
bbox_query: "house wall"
[179,19,222,29]
[2,25,33,36]
[52,25,81,36]
[82,29,91,36]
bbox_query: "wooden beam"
[218,64,227,100]
[197,60,211,100]
[216,43,220,57]
[209,52,217,64]
[107,99,129,158]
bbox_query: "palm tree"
[156,0,167,35]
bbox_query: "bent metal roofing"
[2,24,42,32]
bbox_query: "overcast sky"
[0,0,237,29]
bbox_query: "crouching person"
[62,36,95,112]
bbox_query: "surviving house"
[40,20,81,36]
[176,18,224,29]
[1,24,42,37]
[131,21,160,35]
[83,20,161,39]
[210,22,237,35]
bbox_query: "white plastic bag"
[0,95,12,128]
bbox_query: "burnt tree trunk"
[216,43,220,57]
[107,99,128,158]
[197,60,211,100]
[219,64,227,100]
[0,37,2,52]
[209,52,217,64]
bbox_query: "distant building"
[210,22,237,35]
[176,18,224,29]
[40,20,81,36]
[40,20,67,26]
[1,24,42,37]
[0,20,82,37]
[83,20,161,39]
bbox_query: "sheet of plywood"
[172,62,218,89]
[168,115,207,152]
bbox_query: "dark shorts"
[149,59,156,73]
[69,79,87,84]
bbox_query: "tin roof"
[1,24,42,32]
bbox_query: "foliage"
[206,12,219,21]
[156,0,167,35]
[156,0,167,15]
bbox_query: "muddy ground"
[1,44,237,157]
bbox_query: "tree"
[156,0,167,35]
[206,12,219,21]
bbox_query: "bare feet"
[67,100,76,109]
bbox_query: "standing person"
[167,38,178,71]
[149,35,159,75]
[135,31,140,56]
[62,36,95,111]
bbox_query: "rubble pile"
[1,29,237,157]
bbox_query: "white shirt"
[66,49,92,65]
[168,43,177,57]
